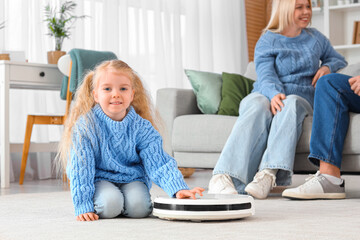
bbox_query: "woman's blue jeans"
[213,92,313,193]
[308,73,360,169]
[93,180,153,219]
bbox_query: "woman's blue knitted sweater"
[253,28,347,106]
[67,105,189,216]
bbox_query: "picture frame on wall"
[353,21,360,44]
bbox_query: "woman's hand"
[312,65,330,87]
[176,187,205,199]
[349,75,360,96]
[76,212,99,221]
[271,93,286,115]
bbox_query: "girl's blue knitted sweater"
[253,28,347,106]
[67,104,189,216]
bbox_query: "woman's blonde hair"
[57,60,159,172]
[264,0,312,33]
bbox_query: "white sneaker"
[208,174,238,194]
[282,171,346,200]
[245,170,276,199]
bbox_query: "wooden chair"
[19,55,73,184]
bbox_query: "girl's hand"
[271,93,286,115]
[349,76,360,96]
[76,212,99,221]
[176,187,205,199]
[312,65,330,87]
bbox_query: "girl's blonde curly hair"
[57,60,160,172]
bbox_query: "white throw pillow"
[244,61,257,81]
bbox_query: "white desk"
[0,61,62,188]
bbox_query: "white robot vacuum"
[153,194,255,221]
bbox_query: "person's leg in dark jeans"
[283,73,360,199]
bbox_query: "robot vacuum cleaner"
[153,194,255,221]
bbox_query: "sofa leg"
[178,168,195,178]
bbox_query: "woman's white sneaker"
[245,169,276,199]
[208,174,238,194]
[282,171,346,200]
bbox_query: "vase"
[47,51,66,64]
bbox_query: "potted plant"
[44,1,86,64]
[0,21,10,61]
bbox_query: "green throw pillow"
[184,69,222,114]
[218,72,255,116]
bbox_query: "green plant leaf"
[44,1,88,51]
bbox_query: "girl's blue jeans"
[213,92,313,193]
[93,180,153,219]
[309,73,360,169]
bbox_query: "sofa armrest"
[156,88,201,156]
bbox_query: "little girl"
[58,60,204,221]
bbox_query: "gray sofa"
[156,63,360,173]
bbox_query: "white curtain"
[1,0,248,181]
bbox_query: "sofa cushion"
[297,113,360,154]
[338,62,360,76]
[217,72,255,116]
[343,113,360,154]
[172,114,237,152]
[295,116,313,153]
[173,113,360,155]
[184,69,222,114]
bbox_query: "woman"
[208,0,347,199]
